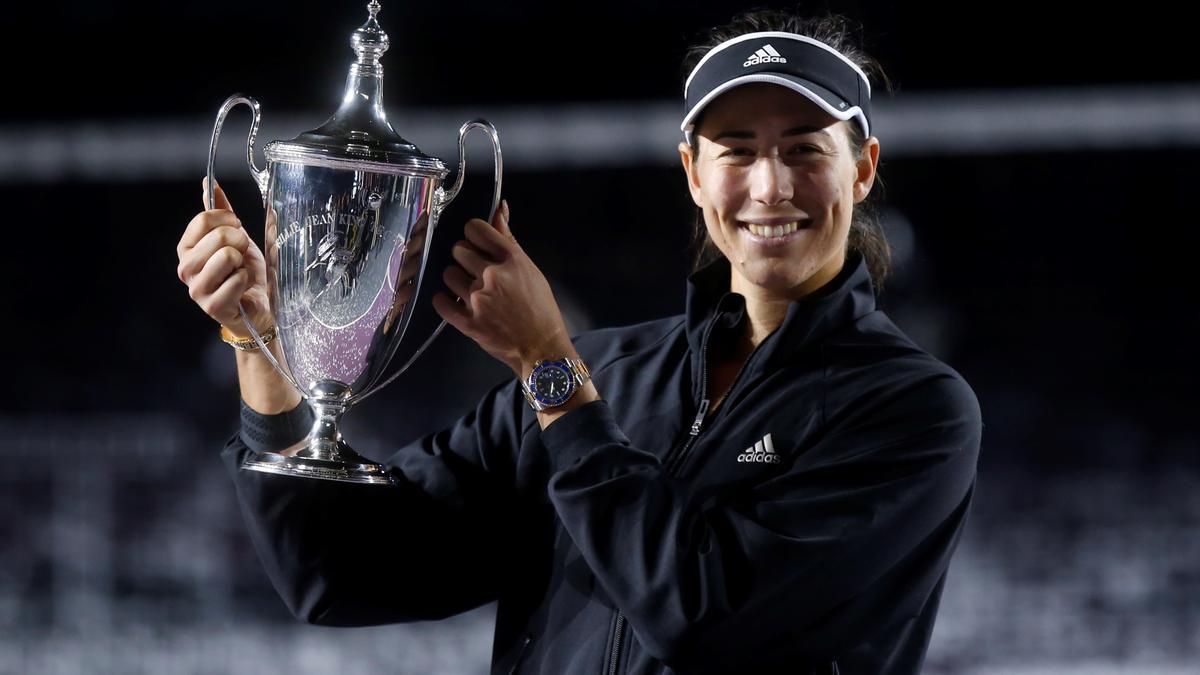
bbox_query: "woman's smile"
[738,218,815,247]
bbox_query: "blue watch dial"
[532,361,575,406]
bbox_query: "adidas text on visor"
[682,31,873,145]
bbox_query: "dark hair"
[681,7,895,295]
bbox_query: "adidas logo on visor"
[737,432,781,464]
[743,44,787,67]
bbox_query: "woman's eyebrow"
[712,130,755,141]
[783,126,833,138]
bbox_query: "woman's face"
[679,83,879,299]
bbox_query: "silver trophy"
[206,1,501,485]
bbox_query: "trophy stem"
[241,382,395,485]
[299,394,351,459]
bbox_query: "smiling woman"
[204,7,982,675]
[680,11,895,297]
[680,83,880,311]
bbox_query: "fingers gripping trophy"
[203,1,502,485]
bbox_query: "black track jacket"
[222,250,983,674]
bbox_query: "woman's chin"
[733,262,812,295]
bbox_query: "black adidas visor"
[682,31,872,145]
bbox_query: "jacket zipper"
[604,309,757,675]
[606,613,626,675]
[668,314,762,475]
[661,312,720,473]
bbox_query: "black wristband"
[238,398,314,455]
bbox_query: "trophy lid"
[265,1,448,177]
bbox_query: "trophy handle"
[347,119,503,407]
[435,120,503,217]
[206,94,307,398]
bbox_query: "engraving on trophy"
[306,210,370,301]
[275,219,302,249]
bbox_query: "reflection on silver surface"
[269,164,432,393]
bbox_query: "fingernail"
[501,199,510,219]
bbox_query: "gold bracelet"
[220,323,277,351]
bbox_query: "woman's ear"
[853,136,881,203]
[678,141,704,208]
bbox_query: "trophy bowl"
[205,1,501,485]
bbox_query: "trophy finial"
[352,1,389,65]
[282,0,421,164]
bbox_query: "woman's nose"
[749,156,793,205]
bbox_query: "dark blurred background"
[1,0,1197,673]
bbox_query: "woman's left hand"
[432,200,574,377]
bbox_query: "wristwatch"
[520,356,591,411]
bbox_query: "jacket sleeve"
[539,370,982,672]
[222,377,530,627]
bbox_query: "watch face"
[533,362,574,406]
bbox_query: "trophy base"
[242,448,396,486]
[240,381,396,485]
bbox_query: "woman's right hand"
[176,177,272,338]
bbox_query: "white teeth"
[747,221,800,238]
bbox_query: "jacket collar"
[683,250,877,398]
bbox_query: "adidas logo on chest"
[737,432,781,464]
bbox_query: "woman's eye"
[721,147,754,157]
[789,145,819,154]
